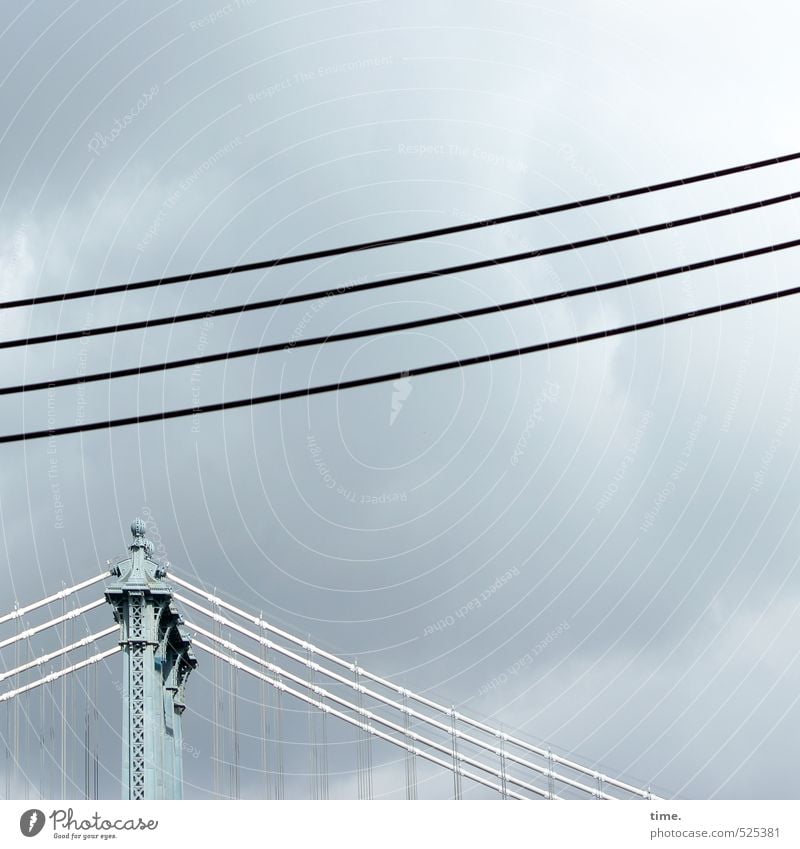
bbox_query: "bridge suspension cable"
[4,149,798,310]
[0,599,106,651]
[0,573,110,626]
[0,605,115,801]
[182,605,613,797]
[179,590,656,798]
[0,569,659,799]
[194,639,532,800]
[191,627,554,799]
[0,627,116,683]
[174,578,655,798]
[0,647,120,703]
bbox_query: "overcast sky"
[1,0,800,800]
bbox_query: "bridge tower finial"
[130,517,146,543]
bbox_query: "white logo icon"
[390,373,413,426]
[20,809,45,837]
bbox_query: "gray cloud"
[1,0,799,800]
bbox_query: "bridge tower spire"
[105,519,197,800]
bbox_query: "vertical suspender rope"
[84,645,89,800]
[364,665,373,799]
[220,599,228,798]
[259,630,271,799]
[227,646,232,798]
[92,657,99,800]
[500,732,508,799]
[211,597,220,798]
[354,661,373,800]
[451,707,462,799]
[60,590,66,799]
[211,626,218,797]
[49,680,55,799]
[226,628,233,798]
[23,688,29,799]
[275,671,285,800]
[227,639,233,798]
[39,679,44,800]
[70,614,76,796]
[267,644,277,800]
[25,632,31,800]
[354,661,363,799]
[320,689,329,800]
[403,691,410,800]
[13,611,20,798]
[365,679,373,800]
[230,637,240,800]
[2,700,6,799]
[307,643,318,800]
[403,690,417,800]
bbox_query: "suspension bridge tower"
[104,519,197,800]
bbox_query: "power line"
[3,151,799,311]
[3,280,799,445]
[4,189,799,351]
[4,236,799,398]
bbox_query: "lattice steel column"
[106,519,197,800]
[129,594,146,799]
